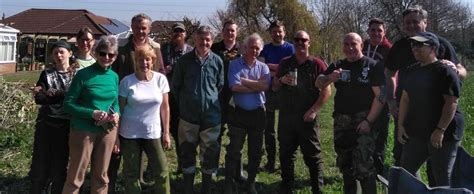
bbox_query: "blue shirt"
[228,57,271,110]
[259,42,295,64]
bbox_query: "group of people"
[28,4,467,194]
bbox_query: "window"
[0,34,17,63]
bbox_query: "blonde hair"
[134,46,157,71]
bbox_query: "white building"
[0,24,20,74]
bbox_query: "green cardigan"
[64,62,120,133]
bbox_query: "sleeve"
[370,61,386,86]
[438,37,460,65]
[227,60,240,88]
[158,73,170,93]
[217,57,224,92]
[262,64,271,85]
[314,57,328,75]
[385,41,400,71]
[171,57,184,100]
[34,71,50,105]
[63,72,95,119]
[113,74,120,114]
[118,76,128,98]
[275,58,288,78]
[441,66,461,98]
[289,44,295,55]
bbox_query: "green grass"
[0,71,473,193]
[1,70,41,85]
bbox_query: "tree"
[208,0,322,56]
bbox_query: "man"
[171,25,224,194]
[210,19,246,182]
[316,33,385,194]
[224,33,270,194]
[398,32,464,187]
[385,5,466,177]
[160,22,193,173]
[363,18,392,176]
[110,13,164,193]
[113,13,164,80]
[273,31,330,194]
[258,20,295,172]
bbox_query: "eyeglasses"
[410,41,432,48]
[98,51,116,58]
[79,38,94,43]
[294,37,309,43]
[173,29,185,33]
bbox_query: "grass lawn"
[0,71,473,193]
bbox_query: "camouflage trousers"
[333,111,377,180]
[178,119,221,175]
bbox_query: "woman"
[118,46,171,194]
[75,27,96,69]
[62,35,120,194]
[398,32,464,186]
[29,40,77,194]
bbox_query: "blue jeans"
[400,137,460,186]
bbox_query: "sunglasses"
[410,41,432,48]
[294,37,309,43]
[173,29,185,33]
[98,51,116,58]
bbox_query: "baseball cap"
[172,22,186,31]
[409,32,439,48]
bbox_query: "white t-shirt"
[119,71,170,139]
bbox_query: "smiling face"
[403,12,427,36]
[222,23,238,42]
[52,47,72,66]
[132,19,151,42]
[367,23,385,45]
[343,33,364,61]
[171,28,186,45]
[194,33,213,55]
[411,41,435,63]
[77,32,95,54]
[97,47,117,68]
[270,26,285,44]
[293,31,310,54]
[244,38,262,60]
[136,55,154,73]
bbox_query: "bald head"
[343,32,364,61]
[343,32,363,44]
[295,30,310,41]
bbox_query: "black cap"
[50,40,71,51]
[409,32,439,48]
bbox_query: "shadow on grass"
[0,176,29,193]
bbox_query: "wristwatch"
[435,127,446,132]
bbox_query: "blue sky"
[1,0,229,25]
[1,0,473,26]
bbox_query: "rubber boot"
[201,173,212,194]
[183,173,195,194]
